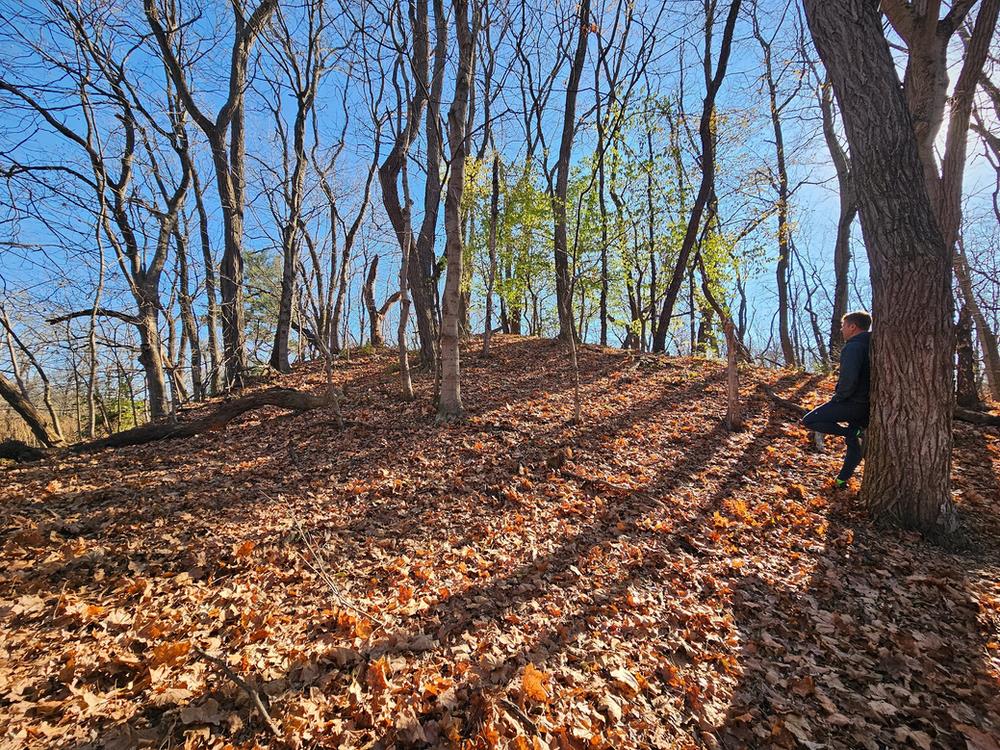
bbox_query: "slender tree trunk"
[398,165,416,402]
[652,0,742,352]
[438,0,475,420]
[552,0,591,344]
[191,166,223,395]
[724,321,743,431]
[271,94,312,372]
[817,76,857,358]
[803,0,956,534]
[956,303,982,409]
[956,238,1000,400]
[175,224,203,400]
[482,152,500,356]
[363,256,400,348]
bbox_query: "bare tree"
[146,0,280,389]
[652,0,743,352]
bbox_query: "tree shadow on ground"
[713,485,1000,748]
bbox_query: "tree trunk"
[956,303,983,409]
[482,152,500,356]
[815,74,856,360]
[438,0,474,421]
[552,0,591,345]
[803,0,956,534]
[363,256,400,349]
[175,224,204,400]
[270,94,312,373]
[724,321,743,431]
[191,165,223,395]
[136,302,170,420]
[0,372,64,447]
[652,0,742,352]
[956,239,1000,400]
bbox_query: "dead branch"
[954,406,1000,427]
[193,647,280,737]
[291,516,385,632]
[759,384,808,417]
[72,387,342,452]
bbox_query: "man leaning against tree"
[802,311,872,488]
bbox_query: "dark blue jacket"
[833,331,870,405]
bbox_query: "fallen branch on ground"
[194,647,281,736]
[73,387,343,452]
[291,516,385,633]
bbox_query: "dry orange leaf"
[522,662,550,702]
[149,640,190,668]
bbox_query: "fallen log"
[74,387,342,452]
[761,384,1000,427]
[759,384,807,417]
[954,406,1000,427]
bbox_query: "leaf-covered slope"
[1,336,998,749]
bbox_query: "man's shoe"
[834,478,849,489]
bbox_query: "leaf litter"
[0,336,998,749]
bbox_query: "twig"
[194,646,280,737]
[499,697,537,734]
[291,516,385,632]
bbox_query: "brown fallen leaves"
[0,336,998,749]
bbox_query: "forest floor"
[1,335,999,750]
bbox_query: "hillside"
[1,336,998,749]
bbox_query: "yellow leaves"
[521,662,550,702]
[711,511,730,529]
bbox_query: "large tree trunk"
[551,0,591,345]
[0,372,64,447]
[438,0,474,421]
[136,303,170,421]
[803,0,956,534]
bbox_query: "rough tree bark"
[803,0,957,534]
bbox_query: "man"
[802,311,871,488]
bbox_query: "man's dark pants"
[801,400,869,482]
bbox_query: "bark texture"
[803,0,956,533]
